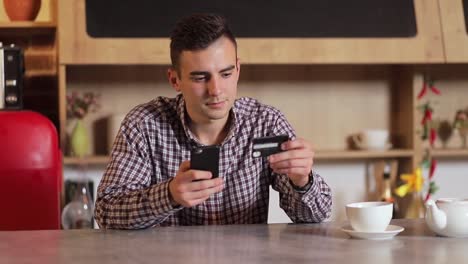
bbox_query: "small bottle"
[380,163,399,218]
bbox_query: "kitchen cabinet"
[438,0,468,62]
[59,0,444,64]
[0,0,58,129]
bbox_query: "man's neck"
[188,115,231,146]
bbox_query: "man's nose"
[207,77,221,96]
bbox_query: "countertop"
[0,219,466,263]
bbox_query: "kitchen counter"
[0,219,466,263]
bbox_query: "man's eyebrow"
[189,71,210,76]
[219,65,235,73]
[189,65,235,76]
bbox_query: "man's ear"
[167,68,181,92]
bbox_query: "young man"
[95,14,332,229]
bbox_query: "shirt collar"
[176,94,239,146]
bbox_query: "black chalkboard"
[85,0,417,38]
[464,0,468,34]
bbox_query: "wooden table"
[0,219,467,263]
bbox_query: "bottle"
[61,165,94,229]
[380,163,399,218]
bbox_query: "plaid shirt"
[96,95,332,229]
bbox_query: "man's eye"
[221,72,232,78]
[192,76,206,82]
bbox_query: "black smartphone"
[190,145,220,178]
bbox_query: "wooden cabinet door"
[439,0,468,62]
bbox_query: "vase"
[3,0,41,21]
[61,168,94,229]
[405,192,425,219]
[71,119,89,158]
[460,128,468,148]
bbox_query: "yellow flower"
[395,168,424,197]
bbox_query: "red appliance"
[0,110,61,230]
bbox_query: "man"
[95,13,332,229]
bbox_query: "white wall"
[64,159,468,225]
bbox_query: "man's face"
[168,36,240,125]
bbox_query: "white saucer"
[341,225,404,240]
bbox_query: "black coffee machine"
[0,43,24,110]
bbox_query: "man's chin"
[206,113,229,121]
[202,109,230,121]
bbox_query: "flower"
[66,91,100,120]
[395,168,424,197]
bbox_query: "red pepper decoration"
[425,182,439,203]
[417,82,428,99]
[429,158,437,179]
[421,105,433,125]
[430,84,441,95]
[422,124,428,140]
[418,77,441,99]
[429,128,437,147]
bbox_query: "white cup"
[346,201,393,232]
[352,129,391,150]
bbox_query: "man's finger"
[178,170,213,183]
[269,149,314,163]
[270,158,309,170]
[185,183,224,200]
[178,160,191,172]
[188,170,214,181]
[186,177,224,192]
[281,138,311,151]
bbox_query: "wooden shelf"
[0,21,56,28]
[63,155,109,165]
[432,149,468,158]
[24,69,57,77]
[315,149,414,160]
[0,22,56,36]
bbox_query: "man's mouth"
[206,99,227,108]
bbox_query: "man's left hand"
[268,138,314,188]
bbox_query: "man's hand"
[168,160,224,207]
[268,138,314,188]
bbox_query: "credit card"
[252,135,289,158]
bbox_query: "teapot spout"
[425,200,447,231]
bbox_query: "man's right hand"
[168,160,224,208]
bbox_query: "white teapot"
[425,198,468,238]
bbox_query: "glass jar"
[61,167,94,229]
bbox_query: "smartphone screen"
[190,145,220,178]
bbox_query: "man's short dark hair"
[170,13,237,74]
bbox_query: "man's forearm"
[95,180,182,229]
